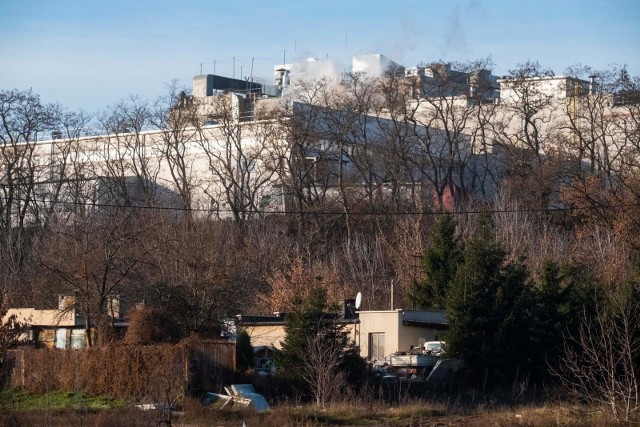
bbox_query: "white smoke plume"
[442,4,471,59]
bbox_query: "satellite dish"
[355,292,362,310]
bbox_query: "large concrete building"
[2,53,636,227]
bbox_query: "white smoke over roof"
[274,52,405,100]
[352,53,403,77]
[274,55,345,92]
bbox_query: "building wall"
[4,308,81,327]
[7,118,286,225]
[35,328,56,348]
[6,73,630,229]
[397,324,442,352]
[398,310,446,351]
[5,305,114,349]
[2,87,517,226]
[243,324,286,349]
[498,76,588,103]
[352,54,392,77]
[243,322,358,351]
[358,310,447,360]
[358,311,400,360]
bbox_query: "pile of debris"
[203,384,269,413]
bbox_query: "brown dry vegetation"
[7,341,234,402]
[0,400,622,427]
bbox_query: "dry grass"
[178,398,619,427]
[0,396,623,426]
[0,408,159,427]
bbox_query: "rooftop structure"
[352,53,404,77]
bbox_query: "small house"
[236,299,360,350]
[3,295,127,349]
[236,302,447,363]
[358,309,447,361]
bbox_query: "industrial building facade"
[1,53,636,227]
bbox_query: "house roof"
[236,311,359,327]
[403,312,449,328]
[402,319,448,329]
[235,314,286,326]
[358,309,449,329]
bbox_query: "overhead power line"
[8,195,640,217]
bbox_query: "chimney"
[589,74,598,95]
[58,295,76,310]
[343,299,357,319]
[108,295,124,319]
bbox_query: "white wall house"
[358,310,447,361]
[237,306,448,362]
[3,295,126,349]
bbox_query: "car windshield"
[426,343,442,352]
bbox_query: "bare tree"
[367,60,500,212]
[41,107,95,224]
[337,233,392,310]
[260,250,347,314]
[152,85,200,213]
[553,294,640,422]
[97,97,161,207]
[333,73,381,212]
[0,89,59,303]
[381,216,429,310]
[300,328,348,407]
[143,218,253,335]
[497,61,557,164]
[0,288,23,385]
[270,79,342,236]
[197,93,279,221]
[37,210,152,346]
[365,70,425,212]
[0,89,49,230]
[560,67,640,244]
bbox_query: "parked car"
[424,341,445,356]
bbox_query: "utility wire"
[7,195,640,217]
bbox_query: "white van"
[424,341,445,356]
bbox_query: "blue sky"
[1,0,638,112]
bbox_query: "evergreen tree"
[276,286,329,373]
[416,214,463,310]
[276,286,363,403]
[236,329,254,371]
[529,261,585,382]
[445,214,533,386]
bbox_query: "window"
[368,332,385,361]
[70,329,85,349]
[55,328,67,349]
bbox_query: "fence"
[5,339,235,401]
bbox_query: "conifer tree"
[236,329,254,371]
[276,286,343,373]
[445,214,532,386]
[275,286,362,403]
[529,261,585,381]
[416,214,463,310]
